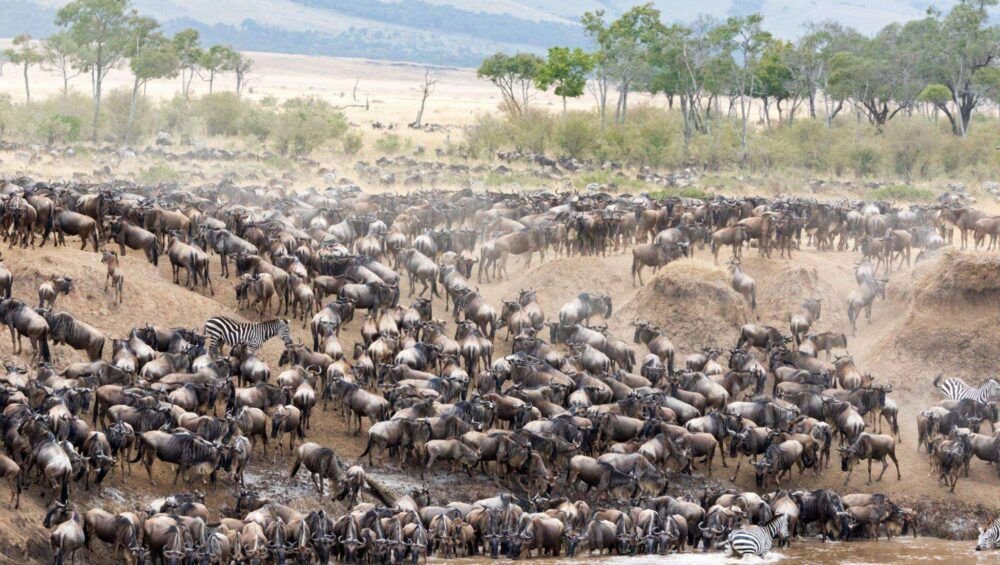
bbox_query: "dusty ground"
[0,210,997,558]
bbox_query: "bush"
[508,110,552,154]
[375,133,406,154]
[851,145,880,177]
[139,162,180,184]
[98,88,155,142]
[867,184,936,202]
[271,97,348,156]
[239,106,275,143]
[158,96,198,139]
[196,93,244,137]
[35,114,81,144]
[341,131,364,155]
[553,112,598,159]
[464,114,506,159]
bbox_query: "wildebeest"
[37,276,73,310]
[132,430,227,486]
[42,207,100,251]
[40,309,105,361]
[839,432,901,485]
[290,442,347,496]
[0,298,51,361]
[846,275,886,336]
[101,251,124,303]
[789,298,821,349]
[559,293,612,327]
[631,242,685,286]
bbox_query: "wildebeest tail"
[290,454,302,478]
[151,238,160,266]
[39,329,51,363]
[359,435,374,459]
[131,436,146,463]
[43,211,54,244]
[59,475,69,504]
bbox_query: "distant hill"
[3,0,994,67]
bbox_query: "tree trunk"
[414,92,428,127]
[209,71,215,94]
[125,76,141,145]
[22,62,30,104]
[92,70,103,143]
[562,95,567,117]
[808,93,816,119]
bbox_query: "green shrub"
[239,106,275,142]
[271,97,347,156]
[849,145,880,177]
[464,114,507,159]
[197,93,244,137]
[158,95,198,139]
[867,184,935,202]
[649,187,711,200]
[35,114,81,144]
[553,112,598,159]
[508,110,552,154]
[341,131,364,155]
[139,162,180,184]
[98,88,155,142]
[375,133,406,154]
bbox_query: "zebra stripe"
[727,514,789,557]
[934,375,1000,403]
[977,517,1000,551]
[204,316,291,354]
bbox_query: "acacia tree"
[535,47,594,115]
[200,44,236,94]
[715,14,771,153]
[56,0,139,141]
[476,52,542,116]
[232,51,254,96]
[172,28,201,98]
[4,34,43,103]
[125,18,178,143]
[587,3,662,124]
[921,0,1000,135]
[43,32,81,96]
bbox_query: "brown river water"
[436,537,996,564]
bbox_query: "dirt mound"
[615,260,750,353]
[906,250,1000,307]
[867,250,1000,389]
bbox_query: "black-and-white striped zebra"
[726,513,789,557]
[933,374,1000,403]
[977,517,1000,551]
[204,316,292,356]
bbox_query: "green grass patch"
[866,184,936,202]
[138,162,180,185]
[649,187,712,200]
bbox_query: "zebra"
[977,517,1000,551]
[726,513,789,557]
[933,374,1000,403]
[204,316,292,356]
